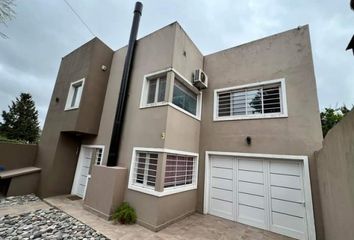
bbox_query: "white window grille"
[95,148,103,165]
[133,152,158,188]
[164,154,196,189]
[216,79,287,120]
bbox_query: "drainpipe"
[107,2,143,166]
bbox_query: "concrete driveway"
[44,195,293,240]
[0,194,293,239]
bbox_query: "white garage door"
[208,155,314,240]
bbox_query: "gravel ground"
[0,195,109,240]
[0,194,40,208]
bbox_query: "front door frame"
[203,151,316,240]
[71,145,105,199]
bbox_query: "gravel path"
[0,195,109,240]
[0,194,39,208]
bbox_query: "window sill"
[214,113,288,122]
[140,103,201,121]
[64,106,79,111]
[128,184,197,197]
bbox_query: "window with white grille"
[215,79,287,120]
[133,152,158,188]
[129,148,198,196]
[95,148,103,165]
[164,154,196,188]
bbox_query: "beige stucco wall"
[199,25,324,237]
[84,166,127,219]
[315,110,354,240]
[36,38,113,197]
[84,22,203,230]
[0,143,37,171]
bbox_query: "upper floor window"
[140,69,202,120]
[214,79,287,121]
[65,79,85,111]
[172,79,198,115]
[147,76,167,104]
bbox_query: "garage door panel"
[211,157,234,168]
[238,170,264,184]
[211,187,233,202]
[239,204,265,225]
[270,160,300,176]
[212,167,233,179]
[272,212,306,233]
[212,177,233,190]
[238,158,263,172]
[271,186,303,203]
[239,192,265,209]
[272,198,305,218]
[270,174,301,189]
[210,198,233,220]
[208,155,309,240]
[239,181,264,196]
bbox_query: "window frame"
[128,147,199,197]
[140,68,202,120]
[64,78,85,111]
[213,78,288,121]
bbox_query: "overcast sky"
[0,0,353,127]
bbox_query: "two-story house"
[36,21,323,240]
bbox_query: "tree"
[0,93,40,143]
[0,0,16,39]
[320,105,352,137]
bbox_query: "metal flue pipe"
[107,2,143,166]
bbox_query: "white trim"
[71,145,105,199]
[128,147,199,197]
[64,78,85,111]
[213,78,288,121]
[81,144,105,166]
[139,68,202,120]
[203,151,316,240]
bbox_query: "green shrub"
[112,202,137,224]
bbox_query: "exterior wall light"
[246,136,252,145]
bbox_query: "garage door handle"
[300,201,305,206]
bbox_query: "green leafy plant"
[112,202,137,224]
[320,105,352,137]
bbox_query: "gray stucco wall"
[0,143,37,171]
[84,22,203,230]
[199,25,324,237]
[316,110,354,240]
[36,38,113,197]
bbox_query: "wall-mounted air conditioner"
[193,69,208,90]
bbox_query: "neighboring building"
[36,22,323,240]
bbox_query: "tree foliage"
[0,0,16,39]
[320,105,352,137]
[0,93,40,143]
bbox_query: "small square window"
[65,79,85,110]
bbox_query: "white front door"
[71,147,94,198]
[208,154,313,240]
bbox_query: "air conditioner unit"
[193,69,208,90]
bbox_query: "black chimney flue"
[107,2,143,166]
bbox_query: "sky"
[0,0,353,127]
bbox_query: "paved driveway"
[45,195,293,240]
[0,194,293,240]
